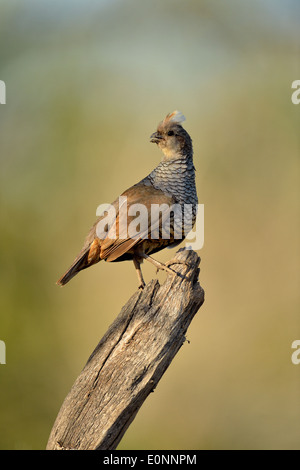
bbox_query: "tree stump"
[47,248,205,450]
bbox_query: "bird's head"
[150,111,192,160]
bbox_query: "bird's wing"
[99,184,177,262]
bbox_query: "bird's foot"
[143,254,176,276]
[165,259,192,269]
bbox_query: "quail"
[57,111,198,289]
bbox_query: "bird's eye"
[167,130,175,136]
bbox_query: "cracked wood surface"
[46,248,205,450]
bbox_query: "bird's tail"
[56,247,91,286]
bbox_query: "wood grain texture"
[47,248,205,450]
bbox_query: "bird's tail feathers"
[56,247,91,286]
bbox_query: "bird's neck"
[142,153,197,205]
[155,152,194,179]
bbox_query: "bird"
[57,110,198,289]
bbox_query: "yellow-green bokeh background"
[0,0,299,450]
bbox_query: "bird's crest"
[163,110,186,126]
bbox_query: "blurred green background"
[0,0,299,450]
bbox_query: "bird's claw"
[165,259,192,269]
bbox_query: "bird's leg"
[141,254,176,276]
[133,257,146,289]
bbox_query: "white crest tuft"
[163,110,186,125]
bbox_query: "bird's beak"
[150,132,164,144]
